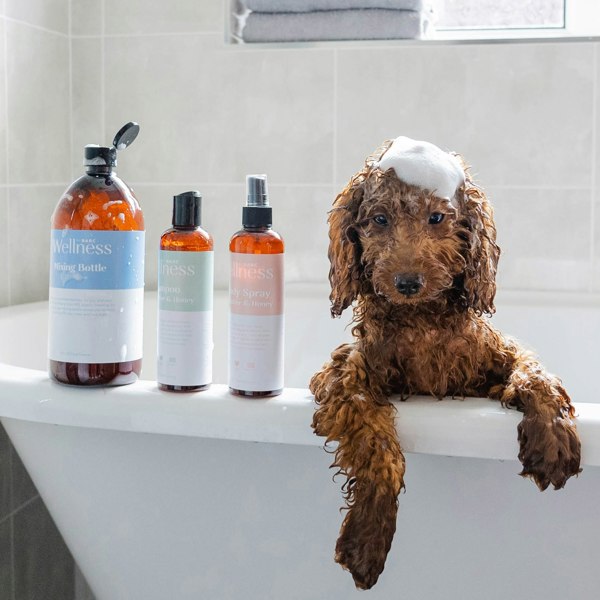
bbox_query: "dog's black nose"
[394,273,423,296]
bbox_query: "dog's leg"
[490,350,581,490]
[309,344,405,590]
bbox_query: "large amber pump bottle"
[48,122,145,386]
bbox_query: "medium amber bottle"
[157,191,214,392]
[228,175,284,397]
[48,123,145,386]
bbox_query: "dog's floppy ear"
[458,170,500,316]
[328,140,393,318]
[328,174,366,318]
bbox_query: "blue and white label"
[50,230,144,290]
[48,229,145,364]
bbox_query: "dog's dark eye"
[373,214,389,226]
[428,212,445,225]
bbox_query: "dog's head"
[328,137,500,318]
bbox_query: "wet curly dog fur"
[309,140,581,590]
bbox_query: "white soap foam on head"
[375,136,464,200]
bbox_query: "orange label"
[230,253,284,316]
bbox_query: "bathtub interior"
[0,286,597,402]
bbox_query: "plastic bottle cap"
[113,122,140,151]
[83,122,140,168]
[173,191,202,227]
[84,144,117,167]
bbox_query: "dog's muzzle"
[394,273,424,296]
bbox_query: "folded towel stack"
[240,0,433,43]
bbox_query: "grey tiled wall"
[2,1,599,309]
[69,3,600,298]
[0,424,74,600]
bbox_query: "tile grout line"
[4,14,11,305]
[0,494,40,528]
[0,182,594,191]
[332,48,338,188]
[129,181,342,188]
[101,0,105,140]
[8,441,14,600]
[0,183,73,188]
[3,492,41,600]
[3,15,68,38]
[10,512,14,600]
[71,30,222,39]
[590,43,598,292]
[68,0,74,183]
[68,0,75,181]
[0,181,595,190]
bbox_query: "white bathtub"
[1,286,600,600]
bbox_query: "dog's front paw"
[517,414,581,490]
[335,487,397,590]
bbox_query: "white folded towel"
[246,0,425,12]
[243,9,427,42]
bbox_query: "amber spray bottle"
[48,122,145,386]
[228,175,284,397]
[157,191,214,392]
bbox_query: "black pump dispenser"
[243,174,272,228]
[172,191,202,228]
[84,122,140,174]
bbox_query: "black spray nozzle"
[246,174,269,207]
[243,174,271,228]
[173,191,202,228]
[84,121,140,169]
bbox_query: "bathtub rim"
[1,361,600,467]
[1,287,600,467]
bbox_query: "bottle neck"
[85,166,115,177]
[172,225,200,231]
[243,224,271,232]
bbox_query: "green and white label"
[157,250,214,386]
[158,251,213,312]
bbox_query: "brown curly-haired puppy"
[309,138,581,590]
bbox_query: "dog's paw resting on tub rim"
[309,136,582,589]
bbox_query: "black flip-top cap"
[84,122,140,169]
[173,191,202,227]
[113,122,140,150]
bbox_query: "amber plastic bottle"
[228,175,284,397]
[158,191,214,392]
[48,123,145,386]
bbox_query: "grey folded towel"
[243,9,427,42]
[246,0,425,11]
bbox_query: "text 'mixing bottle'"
[48,122,145,386]
[157,191,214,392]
[228,175,284,397]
